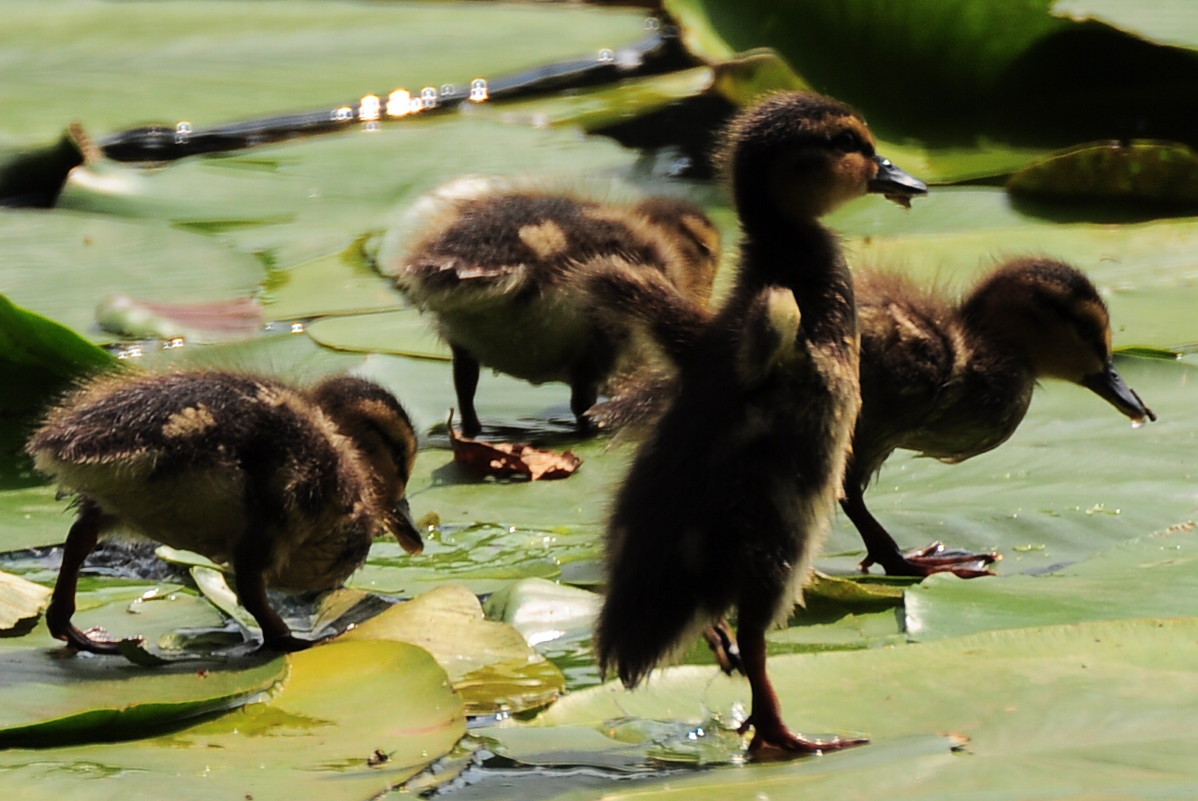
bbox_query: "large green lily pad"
[0,646,286,746]
[477,617,1198,799]
[0,209,264,344]
[845,219,1198,350]
[4,0,649,141]
[0,640,465,800]
[906,522,1198,640]
[824,357,1198,574]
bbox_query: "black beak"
[389,497,424,555]
[1081,361,1156,424]
[868,154,927,209]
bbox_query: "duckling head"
[964,257,1156,424]
[309,376,424,554]
[721,92,926,226]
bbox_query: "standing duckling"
[27,370,424,654]
[388,181,721,437]
[845,257,1155,577]
[594,92,926,756]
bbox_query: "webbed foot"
[52,623,124,655]
[861,541,999,579]
[739,716,869,759]
[260,633,318,653]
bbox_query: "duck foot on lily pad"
[861,541,999,579]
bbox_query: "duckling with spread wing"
[389,182,720,437]
[28,370,423,654]
[845,256,1155,577]
[594,92,926,756]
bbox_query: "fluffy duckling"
[594,92,926,756]
[844,256,1155,577]
[27,370,423,654]
[389,181,721,437]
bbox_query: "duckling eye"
[830,131,863,152]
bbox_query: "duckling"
[27,370,423,654]
[388,180,721,437]
[844,256,1155,577]
[594,92,926,756]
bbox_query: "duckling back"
[392,188,719,372]
[28,370,420,591]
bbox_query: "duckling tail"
[594,525,714,688]
[581,257,711,365]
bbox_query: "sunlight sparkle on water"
[359,95,381,122]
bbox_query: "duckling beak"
[869,155,928,209]
[388,497,425,555]
[1081,362,1157,425]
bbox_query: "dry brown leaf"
[447,411,581,481]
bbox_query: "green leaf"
[340,584,565,716]
[1007,140,1198,208]
[823,357,1196,574]
[0,209,264,344]
[500,618,1198,798]
[3,0,649,141]
[306,309,449,360]
[0,646,287,746]
[0,640,465,800]
[665,0,1198,171]
[0,570,50,635]
[0,294,116,487]
[844,219,1198,349]
[1051,0,1198,50]
[905,523,1198,640]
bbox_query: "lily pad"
[341,583,565,716]
[845,219,1198,350]
[1007,139,1198,208]
[498,617,1198,799]
[823,357,1198,574]
[0,209,265,344]
[0,640,466,800]
[306,309,450,360]
[0,569,51,635]
[905,522,1198,640]
[1051,0,1198,50]
[4,0,649,141]
[0,645,286,746]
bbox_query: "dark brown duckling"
[593,91,926,757]
[844,256,1155,577]
[388,180,721,437]
[27,370,423,654]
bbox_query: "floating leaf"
[95,294,262,343]
[449,412,582,481]
[905,522,1198,641]
[0,645,286,746]
[498,618,1198,798]
[1007,140,1198,208]
[0,640,465,799]
[0,569,50,635]
[341,583,565,716]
